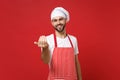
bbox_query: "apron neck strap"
[68,35,74,48]
[54,33,57,47]
[53,33,73,48]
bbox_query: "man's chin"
[54,26,65,32]
[56,29,64,32]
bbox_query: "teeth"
[58,25,62,27]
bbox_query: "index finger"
[34,41,38,45]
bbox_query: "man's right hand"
[34,36,50,64]
[34,35,49,48]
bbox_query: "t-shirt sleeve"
[74,37,79,55]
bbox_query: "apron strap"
[54,33,57,47]
[53,33,73,48]
[68,35,74,48]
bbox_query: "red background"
[0,0,120,80]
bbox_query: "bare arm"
[41,46,50,64]
[34,36,50,64]
[75,55,82,80]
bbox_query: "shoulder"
[68,34,77,42]
[46,34,54,39]
[46,34,54,44]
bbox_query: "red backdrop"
[0,0,120,80]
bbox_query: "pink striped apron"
[48,34,77,80]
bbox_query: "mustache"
[55,24,63,27]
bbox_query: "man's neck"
[55,31,67,39]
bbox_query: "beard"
[54,23,66,32]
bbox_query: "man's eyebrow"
[54,18,64,20]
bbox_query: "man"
[34,7,82,80]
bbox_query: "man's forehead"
[52,16,65,20]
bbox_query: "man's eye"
[59,18,64,21]
[53,19,57,22]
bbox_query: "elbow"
[42,59,49,64]
[41,56,50,64]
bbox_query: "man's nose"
[57,20,60,24]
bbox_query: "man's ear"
[66,20,68,23]
[65,18,68,23]
[51,21,54,26]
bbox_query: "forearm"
[75,55,82,80]
[41,47,50,64]
[76,61,82,80]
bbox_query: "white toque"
[51,7,70,22]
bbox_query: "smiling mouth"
[56,24,63,27]
[57,25,62,28]
[54,24,65,32]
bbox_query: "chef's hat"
[51,7,70,22]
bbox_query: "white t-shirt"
[46,34,79,61]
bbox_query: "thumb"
[34,41,38,45]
